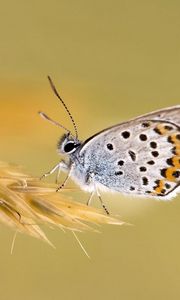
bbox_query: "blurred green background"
[0,1,180,299]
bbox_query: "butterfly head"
[57,133,81,155]
[39,77,81,156]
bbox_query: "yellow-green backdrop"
[0,1,180,299]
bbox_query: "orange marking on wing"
[172,156,180,168]
[168,133,180,155]
[155,180,165,194]
[155,124,177,136]
[155,125,167,135]
[174,147,180,155]
[165,167,179,182]
[170,134,180,144]
[177,149,180,155]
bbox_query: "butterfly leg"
[40,161,67,181]
[56,164,73,192]
[89,173,110,215]
[86,191,95,206]
[96,187,110,215]
[55,165,61,184]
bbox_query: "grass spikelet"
[0,162,124,245]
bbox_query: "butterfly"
[39,77,180,214]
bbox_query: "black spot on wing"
[150,141,157,149]
[172,171,180,178]
[166,158,173,166]
[118,160,124,166]
[128,150,136,161]
[139,166,147,172]
[115,171,123,176]
[107,143,113,150]
[130,186,135,191]
[142,122,151,128]
[142,177,148,185]
[147,160,155,165]
[151,151,159,157]
[139,134,147,141]
[121,131,130,139]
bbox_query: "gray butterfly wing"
[133,105,180,126]
[79,105,180,198]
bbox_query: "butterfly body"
[40,78,180,207]
[58,106,180,199]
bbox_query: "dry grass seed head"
[0,162,124,245]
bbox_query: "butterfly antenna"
[47,76,78,139]
[38,111,75,136]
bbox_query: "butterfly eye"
[64,142,77,153]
